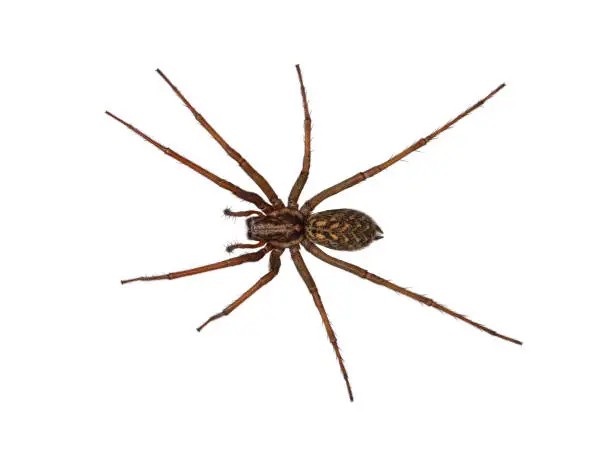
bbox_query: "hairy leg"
[156,69,283,209]
[121,246,271,285]
[302,240,521,345]
[197,249,283,331]
[287,65,312,209]
[290,246,354,401]
[106,111,272,213]
[300,84,505,214]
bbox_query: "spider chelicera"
[107,66,521,401]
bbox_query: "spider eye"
[245,217,256,240]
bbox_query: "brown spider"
[107,66,521,402]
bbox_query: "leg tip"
[121,277,140,285]
[503,335,522,346]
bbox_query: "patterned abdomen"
[305,209,383,251]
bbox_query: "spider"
[107,65,521,402]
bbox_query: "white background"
[1,1,611,459]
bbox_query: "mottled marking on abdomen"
[306,209,383,251]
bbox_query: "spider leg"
[288,65,312,209]
[290,246,354,402]
[300,84,506,214]
[226,241,265,253]
[302,240,521,346]
[121,246,271,285]
[106,111,272,213]
[197,248,283,331]
[156,69,283,209]
[223,208,264,218]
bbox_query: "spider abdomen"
[306,209,383,251]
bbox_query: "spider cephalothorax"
[108,66,521,402]
[245,208,305,247]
